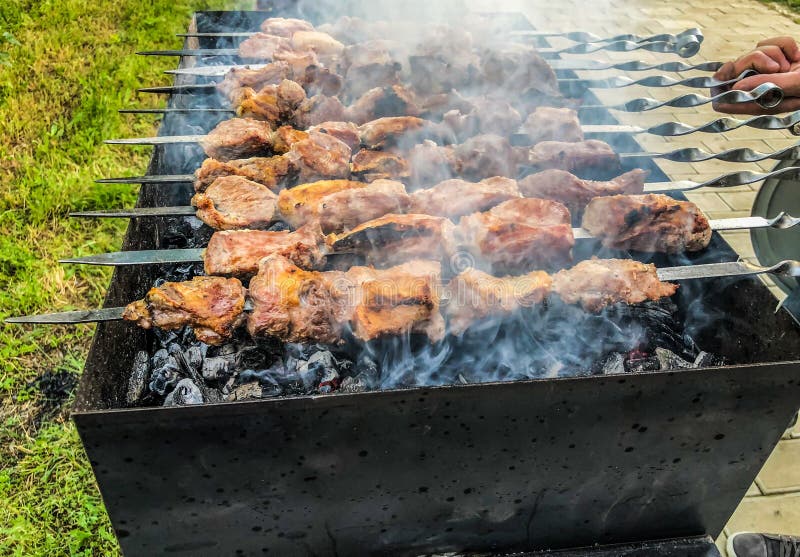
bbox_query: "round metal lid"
[751,158,800,294]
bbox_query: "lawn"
[0,1,250,555]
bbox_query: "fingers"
[713,60,736,81]
[756,36,800,63]
[729,49,787,75]
[732,71,800,97]
[713,96,800,115]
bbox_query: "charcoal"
[149,349,182,396]
[127,350,151,406]
[597,352,625,375]
[225,381,264,401]
[163,378,204,406]
[296,350,339,390]
[268,221,290,232]
[456,373,469,384]
[318,366,341,394]
[655,347,694,371]
[694,351,727,368]
[624,355,661,374]
[356,354,381,387]
[202,354,239,382]
[184,344,206,373]
[340,375,368,393]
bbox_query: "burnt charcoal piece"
[202,354,240,382]
[148,349,181,396]
[655,347,695,370]
[595,352,626,375]
[183,344,206,374]
[127,351,151,406]
[163,378,204,406]
[296,350,340,391]
[694,351,728,368]
[624,354,661,373]
[226,381,264,401]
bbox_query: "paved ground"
[463,0,800,553]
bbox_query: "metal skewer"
[105,111,800,148]
[57,213,800,267]
[138,38,699,58]
[9,258,800,327]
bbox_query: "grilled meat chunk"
[328,213,456,267]
[518,169,648,215]
[233,79,307,125]
[293,96,347,129]
[444,98,522,140]
[552,257,678,312]
[204,224,326,277]
[192,176,278,230]
[259,17,314,37]
[581,194,712,253]
[317,179,411,234]
[247,254,348,344]
[123,276,246,345]
[247,255,444,343]
[308,121,360,151]
[456,198,574,272]
[290,31,345,57]
[445,269,552,335]
[217,62,293,100]
[239,32,291,60]
[358,116,454,150]
[201,118,278,161]
[278,179,370,229]
[345,85,420,124]
[526,140,619,173]
[479,46,560,98]
[410,177,520,219]
[408,141,458,186]
[194,156,297,193]
[348,260,445,342]
[284,130,352,182]
[455,134,516,181]
[522,107,584,144]
[351,149,411,181]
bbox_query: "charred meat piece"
[278,179,369,229]
[247,254,348,344]
[284,130,352,182]
[581,194,712,253]
[518,169,648,215]
[358,117,454,150]
[408,141,458,187]
[290,31,345,57]
[341,41,405,99]
[259,17,315,37]
[526,140,619,173]
[233,79,307,125]
[410,177,520,220]
[328,213,456,267]
[345,85,420,124]
[192,176,278,231]
[122,276,246,346]
[445,268,552,336]
[194,156,297,193]
[201,118,278,161]
[204,224,326,277]
[348,260,445,342]
[455,134,516,181]
[456,198,574,273]
[309,121,360,151]
[522,107,584,144]
[217,62,293,100]
[351,149,411,181]
[552,257,678,312]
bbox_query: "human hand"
[712,36,800,114]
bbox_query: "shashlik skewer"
[59,202,800,275]
[10,257,800,343]
[106,108,800,162]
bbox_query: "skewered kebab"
[63,195,800,278]
[75,170,645,232]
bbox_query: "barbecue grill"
[10,4,800,556]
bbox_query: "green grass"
[0,1,252,554]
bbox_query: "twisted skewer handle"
[511,27,703,45]
[548,37,702,58]
[626,144,800,164]
[585,82,783,112]
[645,110,800,136]
[564,70,756,90]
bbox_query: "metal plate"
[751,158,800,294]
